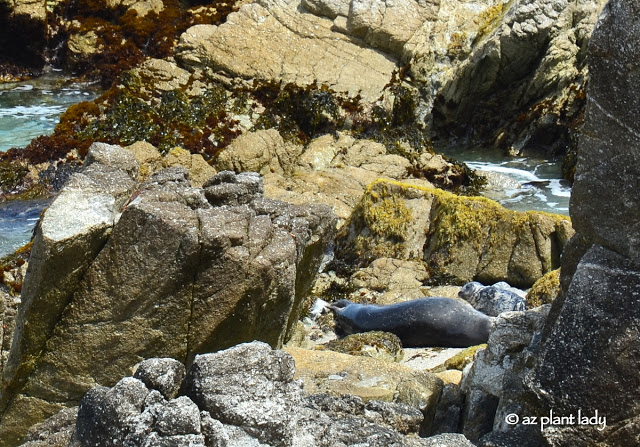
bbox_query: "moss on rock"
[442,344,487,371]
[325,331,404,362]
[336,179,574,288]
[526,268,561,307]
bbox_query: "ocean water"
[442,147,571,216]
[0,199,51,257]
[0,73,99,257]
[0,72,99,152]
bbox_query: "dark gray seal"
[458,281,526,316]
[329,297,494,348]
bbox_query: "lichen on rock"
[337,179,573,288]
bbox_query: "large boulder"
[337,179,573,288]
[0,145,336,445]
[176,0,397,102]
[525,2,640,444]
[569,0,640,261]
[530,246,640,445]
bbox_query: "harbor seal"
[329,297,495,348]
[458,281,526,316]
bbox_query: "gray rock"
[570,0,640,261]
[0,154,336,443]
[530,245,640,445]
[422,433,475,447]
[134,358,186,400]
[84,142,140,181]
[182,342,301,446]
[203,170,263,206]
[70,377,149,447]
[140,433,206,447]
[303,393,424,436]
[24,343,457,447]
[431,384,463,435]
[200,412,229,447]
[459,281,527,316]
[154,396,201,437]
[460,306,549,442]
[21,407,78,447]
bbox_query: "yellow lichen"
[340,179,573,287]
[474,1,510,43]
[442,344,487,371]
[526,268,561,307]
[363,187,412,241]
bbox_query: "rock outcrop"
[337,179,573,288]
[452,2,640,445]
[176,0,398,103]
[23,342,468,447]
[0,143,336,445]
[526,1,640,444]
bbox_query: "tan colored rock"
[125,141,163,181]
[66,31,101,58]
[435,369,463,385]
[10,0,53,20]
[106,0,163,15]
[163,147,216,187]
[351,258,428,292]
[337,179,574,288]
[216,129,302,175]
[408,0,608,152]
[261,132,434,227]
[347,0,439,57]
[176,1,397,102]
[133,58,192,94]
[285,346,443,411]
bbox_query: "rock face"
[337,179,573,288]
[454,2,640,445]
[422,0,607,154]
[27,342,460,447]
[176,0,398,103]
[0,144,337,445]
[525,3,640,445]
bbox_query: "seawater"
[0,73,99,258]
[0,72,99,152]
[441,146,571,216]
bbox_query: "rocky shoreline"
[1,0,639,446]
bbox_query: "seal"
[329,297,495,348]
[458,281,526,316]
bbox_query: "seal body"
[459,281,526,316]
[330,297,494,348]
